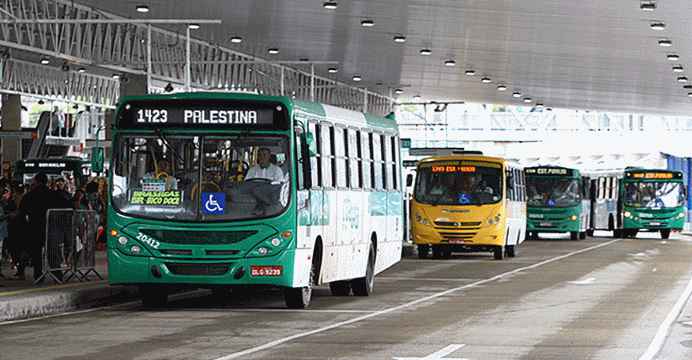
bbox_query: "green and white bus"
[101,92,403,308]
[590,168,685,239]
[524,166,591,240]
[14,157,91,189]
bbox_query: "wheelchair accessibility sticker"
[458,193,472,205]
[202,193,225,214]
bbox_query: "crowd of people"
[0,173,106,286]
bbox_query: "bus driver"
[237,147,286,215]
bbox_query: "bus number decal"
[137,109,168,123]
[136,233,161,249]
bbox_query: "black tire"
[506,245,516,257]
[579,231,586,239]
[613,229,623,238]
[351,242,375,296]
[432,245,443,259]
[285,250,317,308]
[329,280,351,296]
[661,229,671,239]
[417,245,429,259]
[570,231,579,240]
[494,245,505,260]
[586,229,594,237]
[441,248,452,259]
[139,285,169,308]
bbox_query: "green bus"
[590,168,686,239]
[14,157,91,190]
[525,166,591,240]
[101,92,404,308]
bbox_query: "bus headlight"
[678,211,685,218]
[486,215,501,227]
[258,247,268,256]
[131,245,141,254]
[571,215,578,221]
[118,236,128,245]
[271,238,282,247]
[624,211,632,218]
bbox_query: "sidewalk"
[0,250,139,322]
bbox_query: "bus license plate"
[251,266,282,276]
[540,222,552,226]
[449,239,465,244]
[650,222,661,226]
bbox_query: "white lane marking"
[639,271,692,360]
[378,277,483,282]
[393,344,466,360]
[215,239,622,360]
[569,277,596,285]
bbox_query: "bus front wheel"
[494,245,505,260]
[417,245,429,259]
[285,250,318,308]
[506,245,516,258]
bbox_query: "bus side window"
[372,133,384,190]
[322,123,334,189]
[334,125,348,189]
[383,134,394,190]
[361,130,372,190]
[348,128,360,189]
[309,122,322,189]
[597,177,606,199]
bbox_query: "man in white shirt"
[238,147,286,215]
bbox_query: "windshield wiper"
[155,128,181,166]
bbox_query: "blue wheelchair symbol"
[547,198,556,207]
[458,194,472,205]
[202,193,225,214]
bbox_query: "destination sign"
[16,161,70,170]
[432,165,476,173]
[525,167,573,176]
[630,172,677,180]
[116,98,289,130]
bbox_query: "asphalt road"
[3,231,692,360]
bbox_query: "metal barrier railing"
[36,209,103,284]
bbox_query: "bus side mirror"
[91,147,104,173]
[305,132,317,157]
[406,174,413,187]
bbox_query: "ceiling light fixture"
[323,1,338,10]
[445,60,455,67]
[136,5,149,13]
[465,70,476,76]
[523,97,532,103]
[659,39,672,47]
[668,54,680,61]
[420,49,432,56]
[688,93,692,98]
[328,68,338,73]
[412,95,421,101]
[673,66,684,72]
[352,75,362,82]
[188,23,200,30]
[640,2,656,11]
[230,36,242,43]
[650,22,665,30]
[395,89,403,94]
[481,77,491,83]
[536,103,544,108]
[497,85,507,91]
[268,48,279,55]
[684,85,692,89]
[40,58,49,65]
[394,35,406,43]
[512,92,521,98]
[78,67,86,73]
[678,76,688,82]
[361,19,374,27]
[112,74,120,79]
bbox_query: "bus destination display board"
[117,98,289,130]
[628,171,681,180]
[525,167,573,176]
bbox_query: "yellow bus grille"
[438,231,478,239]
[434,221,482,228]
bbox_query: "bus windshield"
[624,181,684,208]
[414,162,502,205]
[526,178,581,207]
[111,133,290,221]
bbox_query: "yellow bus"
[410,154,526,260]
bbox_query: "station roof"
[26,1,692,116]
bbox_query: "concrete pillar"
[2,94,22,178]
[119,74,147,98]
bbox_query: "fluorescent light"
[523,97,532,103]
[323,1,338,10]
[328,68,338,73]
[412,95,421,101]
[394,35,406,43]
[678,76,688,83]
[465,70,475,76]
[445,60,455,67]
[268,48,279,55]
[497,85,507,91]
[420,49,432,56]
[659,39,672,47]
[481,77,491,83]
[78,67,86,73]
[650,22,665,30]
[673,66,684,72]
[352,75,362,82]
[668,54,680,61]
[395,89,403,94]
[40,58,50,65]
[687,93,692,98]
[640,2,656,11]
[136,5,149,13]
[512,92,521,98]
[230,36,242,44]
[188,23,199,30]
[361,19,374,27]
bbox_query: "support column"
[2,94,22,179]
